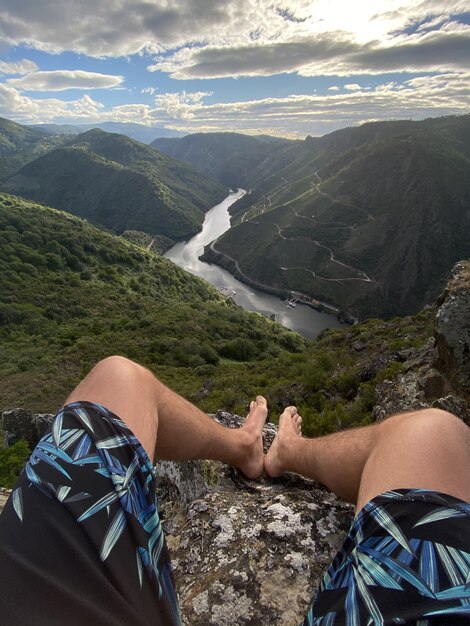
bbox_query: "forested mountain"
[0,117,67,181]
[0,193,305,412]
[1,128,226,240]
[203,115,470,318]
[32,122,182,143]
[151,132,294,187]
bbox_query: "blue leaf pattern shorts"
[1,401,470,625]
[302,489,470,625]
[0,401,181,626]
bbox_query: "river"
[164,189,342,339]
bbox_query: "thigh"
[66,356,159,462]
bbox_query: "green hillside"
[208,115,470,318]
[0,116,67,181]
[0,193,306,413]
[151,132,294,187]
[1,128,226,240]
[1,192,437,487]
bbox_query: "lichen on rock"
[156,412,354,626]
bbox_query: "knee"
[377,407,467,447]
[90,355,149,382]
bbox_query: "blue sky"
[0,1,469,138]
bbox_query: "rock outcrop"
[372,261,470,424]
[157,413,354,625]
[435,260,470,395]
[1,408,53,447]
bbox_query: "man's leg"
[265,406,470,509]
[66,355,267,479]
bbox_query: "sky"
[0,0,469,138]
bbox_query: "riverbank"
[201,244,357,325]
[164,190,344,338]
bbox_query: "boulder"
[372,372,429,421]
[157,412,354,626]
[435,260,470,394]
[432,395,470,426]
[1,408,54,448]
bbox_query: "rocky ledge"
[157,414,353,625]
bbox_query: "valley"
[164,189,342,338]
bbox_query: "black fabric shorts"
[0,401,181,626]
[302,489,470,625]
[1,401,469,625]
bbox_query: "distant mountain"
[1,128,226,240]
[29,123,81,136]
[151,132,294,187]
[32,122,183,143]
[0,117,67,181]
[203,115,470,318]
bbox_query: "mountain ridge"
[209,114,470,318]
[1,127,226,240]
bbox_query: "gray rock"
[432,395,470,425]
[357,351,403,383]
[2,408,54,448]
[0,488,11,514]
[435,260,470,394]
[157,412,354,626]
[373,372,429,421]
[418,368,447,398]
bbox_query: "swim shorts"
[1,401,469,625]
[302,488,470,625]
[0,401,181,626]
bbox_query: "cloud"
[153,91,212,119]
[6,70,124,91]
[0,59,38,75]
[2,71,469,137]
[0,84,104,122]
[149,26,470,79]
[147,35,362,78]
[0,0,467,74]
[149,75,470,136]
[344,84,362,91]
[0,0,289,57]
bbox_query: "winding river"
[164,189,341,338]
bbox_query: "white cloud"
[141,86,157,95]
[0,84,104,122]
[328,86,340,91]
[148,26,470,79]
[149,75,470,136]
[344,84,362,91]
[6,70,123,91]
[0,59,38,75]
[2,70,469,136]
[153,91,212,119]
[0,0,468,83]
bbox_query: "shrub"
[0,441,31,488]
[218,338,256,361]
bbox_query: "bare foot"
[238,395,268,479]
[264,405,302,478]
